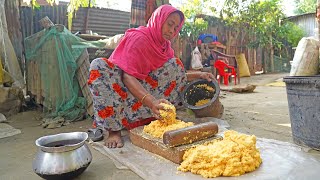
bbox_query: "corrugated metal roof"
[20,5,130,39]
[72,7,130,36]
[285,12,315,20]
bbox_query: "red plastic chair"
[214,60,237,86]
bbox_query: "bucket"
[283,76,320,149]
[182,79,224,118]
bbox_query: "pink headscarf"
[109,5,185,80]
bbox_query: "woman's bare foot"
[105,130,124,148]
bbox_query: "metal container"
[182,79,224,118]
[32,132,92,179]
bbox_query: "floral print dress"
[88,57,186,131]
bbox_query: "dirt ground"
[0,73,296,180]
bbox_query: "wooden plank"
[76,50,94,116]
[129,126,222,164]
[129,126,186,164]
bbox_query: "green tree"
[294,0,317,14]
[246,1,305,59]
[220,0,304,72]
[279,21,305,47]
[179,0,208,46]
[219,0,253,51]
[277,21,305,58]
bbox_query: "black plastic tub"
[283,76,320,150]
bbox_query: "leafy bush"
[179,0,208,44]
[282,22,306,47]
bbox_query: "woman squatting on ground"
[88,5,215,148]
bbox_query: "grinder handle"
[163,121,219,147]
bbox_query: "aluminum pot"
[32,132,92,180]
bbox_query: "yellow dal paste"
[193,84,214,107]
[178,130,262,178]
[195,99,211,106]
[196,84,214,92]
[143,103,194,138]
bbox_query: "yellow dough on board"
[177,130,262,178]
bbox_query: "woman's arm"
[122,72,153,106]
[122,72,169,119]
[186,71,215,82]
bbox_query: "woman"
[88,5,215,148]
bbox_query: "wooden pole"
[84,0,91,33]
[0,56,3,85]
[31,3,33,35]
[181,39,187,66]
[39,16,54,29]
[317,0,320,40]
[171,35,180,58]
[84,8,90,33]
[270,34,274,72]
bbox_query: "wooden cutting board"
[129,126,222,164]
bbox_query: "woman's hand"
[150,99,171,120]
[186,71,216,82]
[199,72,215,82]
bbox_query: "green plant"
[179,0,209,45]
[294,0,317,14]
[66,0,95,30]
[279,21,305,47]
[219,0,303,71]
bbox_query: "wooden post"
[186,42,192,70]
[84,7,90,33]
[247,48,253,74]
[317,1,320,40]
[227,30,231,54]
[263,48,268,73]
[171,35,180,58]
[270,34,274,72]
[181,39,186,65]
[253,33,257,73]
[0,56,3,85]
[31,3,34,35]
[39,16,54,29]
[253,48,257,73]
